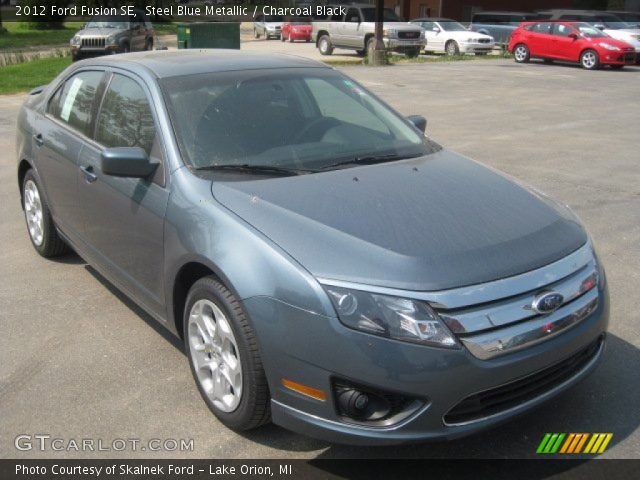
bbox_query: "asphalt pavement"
[0,57,638,459]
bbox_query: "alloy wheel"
[23,180,44,246]
[514,45,528,62]
[582,51,597,69]
[188,299,243,412]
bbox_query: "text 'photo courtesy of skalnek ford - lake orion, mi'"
[0,0,639,478]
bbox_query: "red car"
[281,17,312,43]
[509,21,636,70]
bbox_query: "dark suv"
[70,11,154,61]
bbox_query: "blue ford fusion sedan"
[16,50,608,444]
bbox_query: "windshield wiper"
[194,164,314,176]
[319,154,418,171]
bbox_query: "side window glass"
[95,74,156,156]
[346,8,360,22]
[48,71,104,137]
[532,23,552,34]
[553,24,572,36]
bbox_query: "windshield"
[439,21,468,31]
[86,15,128,29]
[361,8,405,22]
[161,69,438,172]
[597,16,631,29]
[575,23,608,38]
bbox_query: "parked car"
[253,13,284,39]
[313,4,425,57]
[470,11,539,45]
[69,11,154,61]
[607,10,640,28]
[537,10,640,59]
[17,50,608,445]
[411,18,494,55]
[509,21,636,69]
[281,17,313,42]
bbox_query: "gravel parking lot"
[1,58,639,459]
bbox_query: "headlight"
[105,34,117,45]
[70,35,81,46]
[267,25,276,30]
[599,43,620,51]
[323,285,458,348]
[383,28,398,38]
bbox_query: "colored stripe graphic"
[538,433,613,454]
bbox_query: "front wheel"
[513,43,530,63]
[580,49,600,70]
[404,47,420,58]
[318,34,333,55]
[22,169,68,258]
[445,40,460,56]
[184,277,270,431]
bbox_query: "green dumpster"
[177,22,240,49]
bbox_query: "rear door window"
[48,70,104,137]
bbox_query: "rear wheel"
[22,169,68,258]
[184,277,270,431]
[318,34,333,55]
[513,43,530,63]
[580,49,600,70]
[405,47,420,58]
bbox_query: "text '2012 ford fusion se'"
[17,50,608,445]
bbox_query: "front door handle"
[80,165,98,183]
[33,133,44,147]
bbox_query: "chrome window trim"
[317,240,593,310]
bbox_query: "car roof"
[76,49,328,78]
[411,18,457,22]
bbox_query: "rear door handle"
[33,133,44,147]
[80,165,98,183]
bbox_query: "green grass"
[0,55,71,95]
[0,22,83,50]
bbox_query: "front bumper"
[288,31,311,40]
[243,278,608,445]
[459,41,495,53]
[71,45,120,58]
[384,38,426,49]
[600,50,637,65]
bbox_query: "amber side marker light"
[281,378,327,401]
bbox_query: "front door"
[423,21,444,52]
[77,71,169,318]
[550,23,580,61]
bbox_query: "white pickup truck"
[313,4,426,57]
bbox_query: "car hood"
[592,34,636,48]
[448,30,493,40]
[210,151,587,291]
[78,27,124,36]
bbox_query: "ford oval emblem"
[532,292,564,314]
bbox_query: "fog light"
[333,379,426,426]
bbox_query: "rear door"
[528,22,554,57]
[35,69,106,243]
[77,71,169,318]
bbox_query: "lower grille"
[81,37,106,48]
[623,53,636,63]
[444,336,603,425]
[478,38,491,44]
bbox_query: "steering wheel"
[292,117,339,144]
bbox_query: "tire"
[405,47,420,58]
[121,42,130,54]
[145,38,153,51]
[184,276,270,431]
[445,40,459,56]
[281,33,286,42]
[513,43,530,63]
[610,64,624,70]
[22,169,68,258]
[318,34,333,55]
[580,49,600,70]
[289,36,294,43]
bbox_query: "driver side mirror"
[407,115,427,133]
[349,16,360,23]
[568,32,579,39]
[101,147,158,178]
[432,27,440,32]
